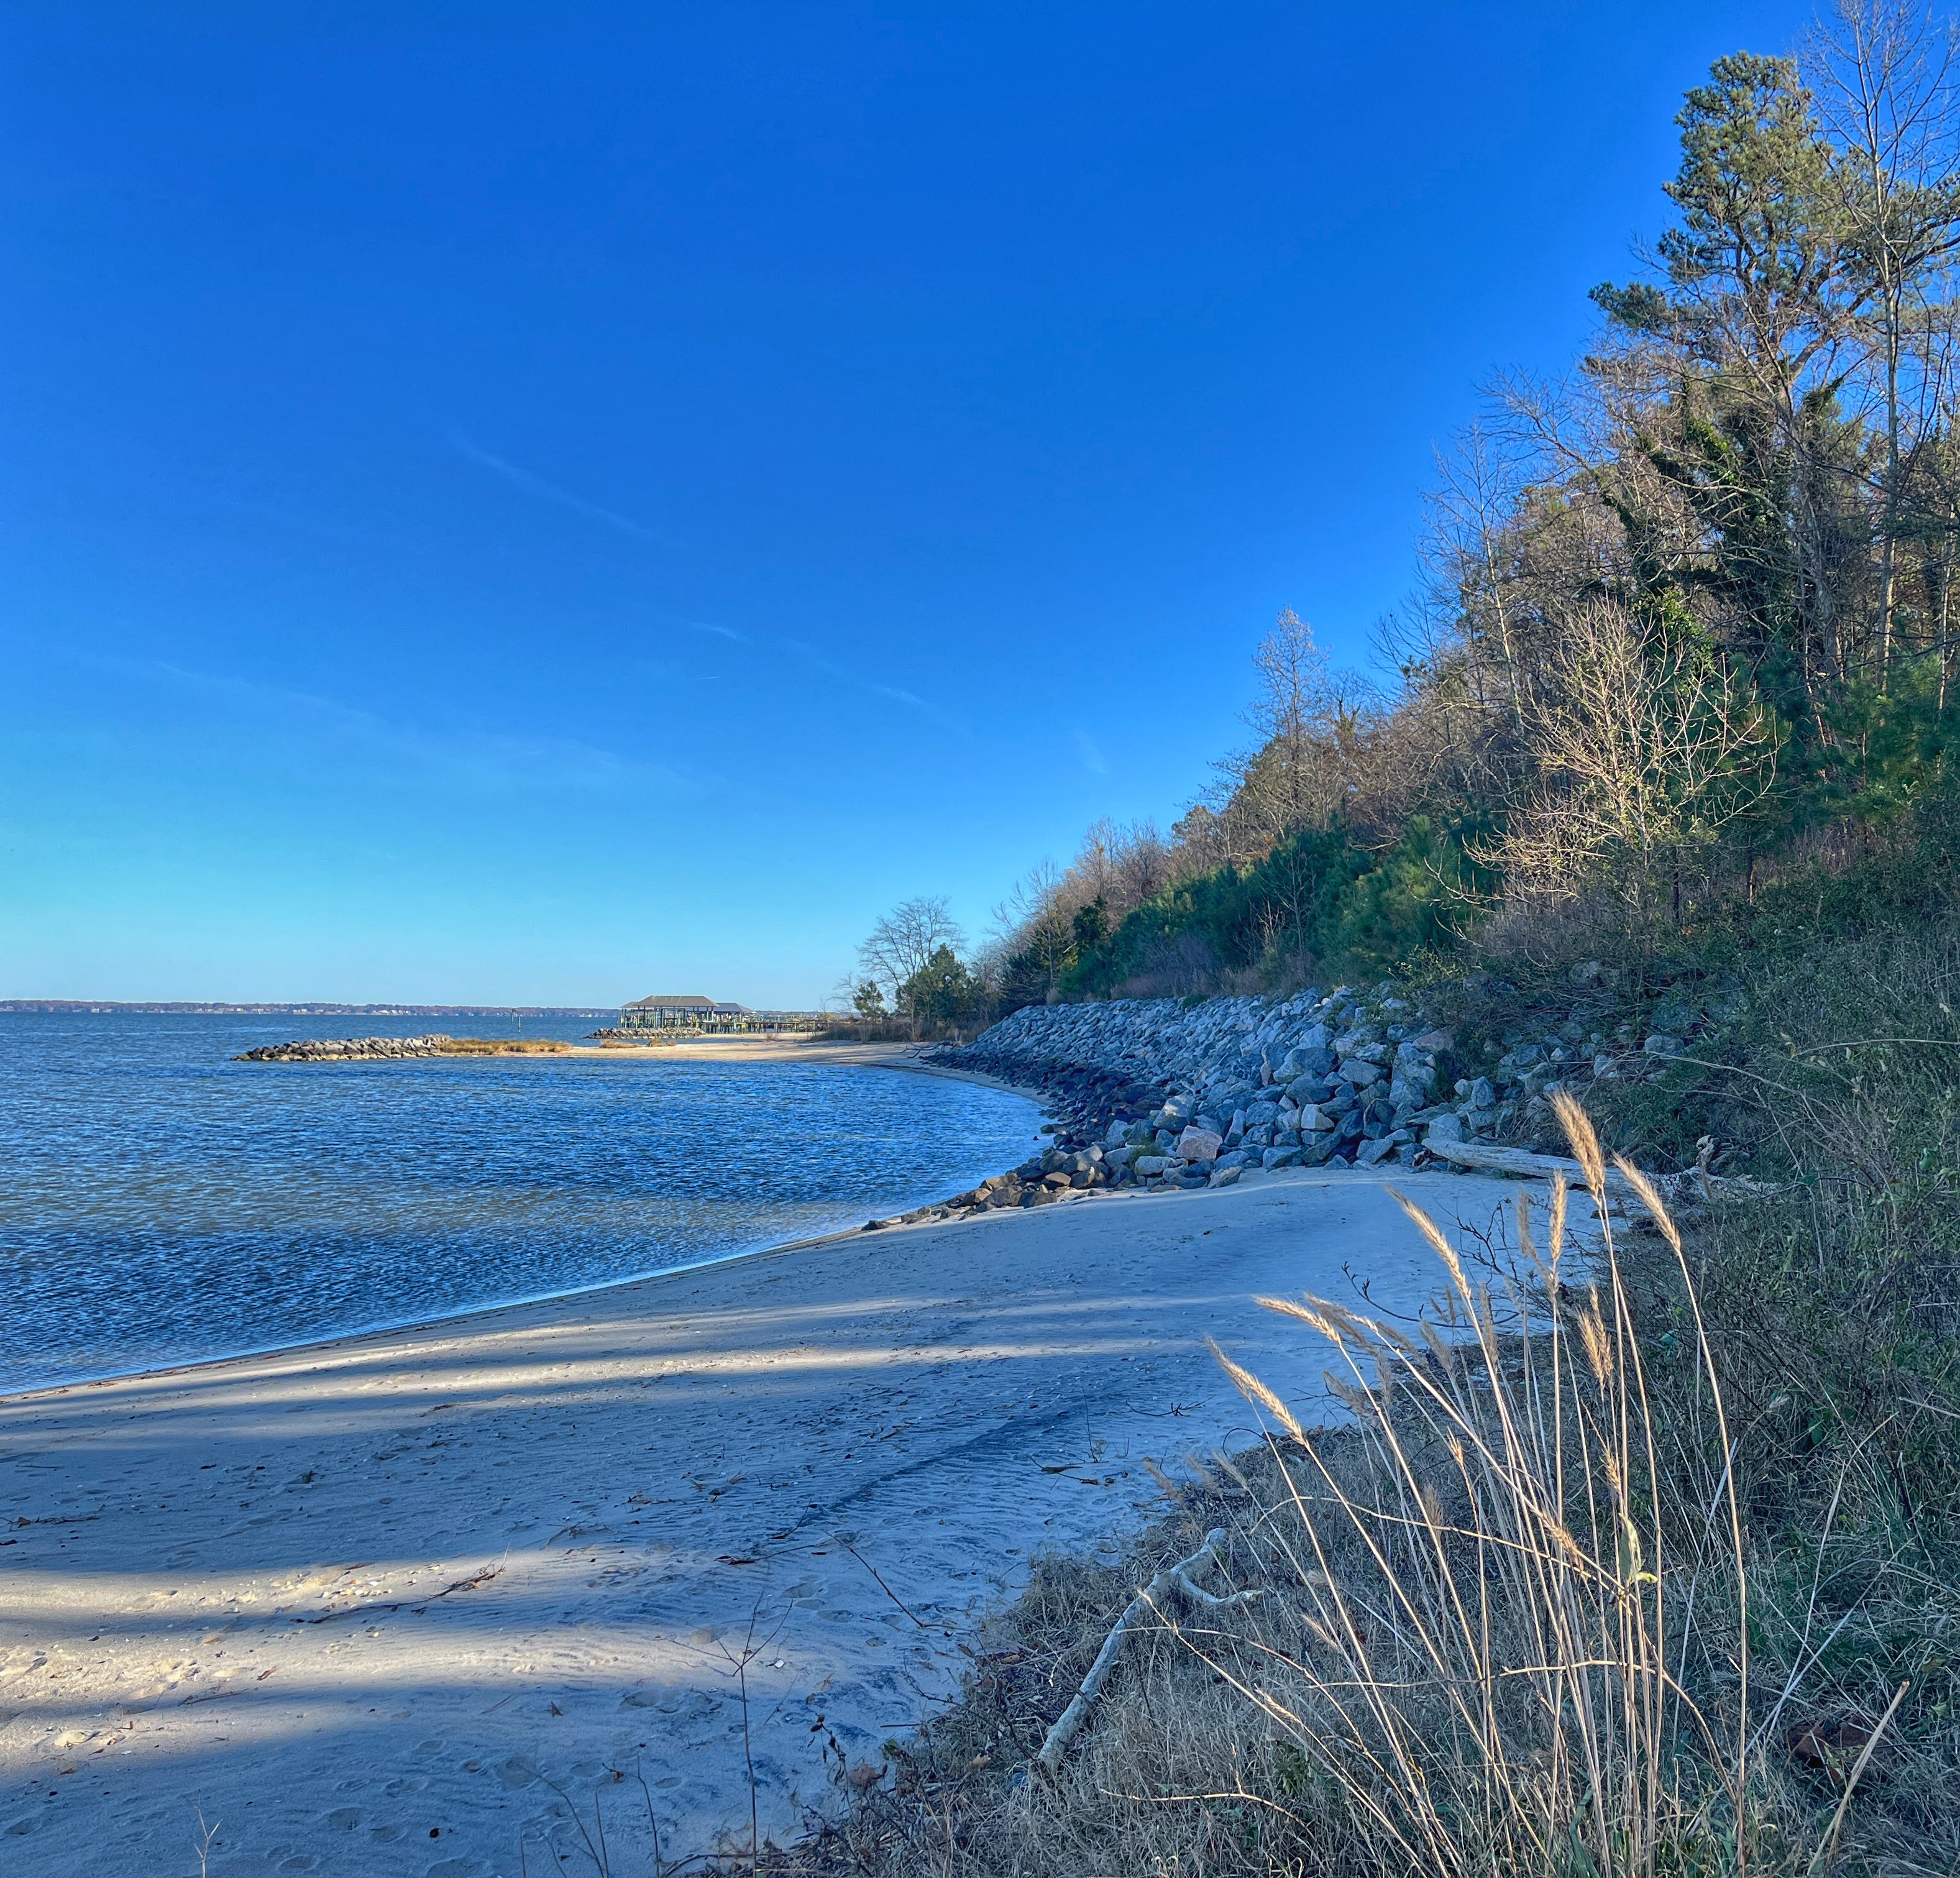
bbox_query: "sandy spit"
[582,1035,1047,1100]
[544,1036,1020,1078]
[0,1164,1550,1877]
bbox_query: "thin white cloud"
[108,659,697,799]
[646,611,963,734]
[781,640,968,735]
[452,436,668,546]
[1073,728,1110,776]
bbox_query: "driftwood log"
[1422,1137,1784,1202]
[1033,1527,1257,1774]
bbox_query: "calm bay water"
[0,1014,1042,1395]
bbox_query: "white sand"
[0,1163,1552,1876]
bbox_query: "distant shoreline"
[0,999,621,1016]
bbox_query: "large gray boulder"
[1389,1063,1436,1109]
[1357,1130,1412,1168]
[1176,1125,1224,1164]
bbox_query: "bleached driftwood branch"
[1422,1137,1785,1201]
[1034,1527,1257,1774]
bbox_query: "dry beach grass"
[431,1037,572,1055]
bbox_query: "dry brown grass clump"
[433,1036,570,1055]
[789,1091,1954,1877]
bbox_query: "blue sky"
[3,1,1808,1006]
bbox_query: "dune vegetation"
[432,1036,570,1055]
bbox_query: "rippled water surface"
[0,1015,1042,1394]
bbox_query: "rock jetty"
[918,976,1708,1211]
[235,1035,456,1063]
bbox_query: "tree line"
[853,3,1960,1027]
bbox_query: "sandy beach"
[0,1161,1559,1876]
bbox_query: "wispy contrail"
[646,616,966,736]
[452,436,664,544]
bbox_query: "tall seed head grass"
[1210,1098,1757,1877]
